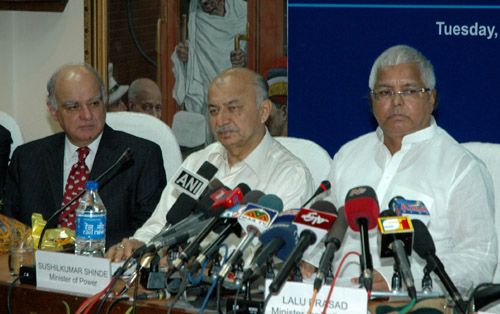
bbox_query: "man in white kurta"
[108,68,314,263]
[309,45,496,293]
[172,0,247,144]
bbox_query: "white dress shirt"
[133,130,315,243]
[324,117,497,289]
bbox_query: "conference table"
[0,253,449,314]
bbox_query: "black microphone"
[378,209,416,299]
[302,180,331,208]
[314,206,348,291]
[144,219,208,253]
[412,219,468,313]
[268,201,338,295]
[344,186,380,291]
[37,148,134,250]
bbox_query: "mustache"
[215,125,237,133]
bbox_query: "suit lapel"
[90,125,121,183]
[44,134,65,208]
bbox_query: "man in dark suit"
[0,125,12,199]
[3,63,166,248]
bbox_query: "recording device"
[37,148,134,250]
[412,219,468,313]
[314,206,348,291]
[218,194,283,279]
[378,209,416,299]
[344,186,379,291]
[268,201,337,294]
[302,180,332,207]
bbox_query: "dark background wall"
[288,0,500,156]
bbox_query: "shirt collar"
[64,132,103,162]
[210,129,272,179]
[375,115,437,145]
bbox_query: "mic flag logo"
[301,211,329,225]
[377,216,414,257]
[378,216,413,233]
[391,200,430,216]
[348,187,367,197]
[239,204,278,228]
[172,168,209,199]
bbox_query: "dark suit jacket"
[0,125,12,199]
[3,124,166,248]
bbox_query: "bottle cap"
[86,181,98,190]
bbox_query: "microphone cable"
[7,276,21,314]
[199,243,229,314]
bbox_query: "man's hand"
[176,41,189,63]
[301,261,317,279]
[105,238,144,263]
[351,269,390,291]
[230,49,246,68]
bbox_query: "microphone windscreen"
[344,186,379,231]
[198,161,218,180]
[258,194,284,212]
[235,183,251,196]
[320,180,331,192]
[412,219,436,258]
[327,207,348,244]
[310,200,338,215]
[209,178,224,190]
[241,190,264,205]
[166,193,198,224]
[259,216,298,261]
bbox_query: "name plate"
[36,250,112,296]
[265,280,368,314]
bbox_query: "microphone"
[378,209,416,299]
[302,180,331,208]
[344,186,379,291]
[37,148,134,249]
[218,194,284,279]
[239,209,300,285]
[314,206,348,291]
[144,219,208,253]
[165,161,218,224]
[412,219,468,313]
[389,196,430,226]
[268,201,337,294]
[189,190,264,274]
[167,183,250,276]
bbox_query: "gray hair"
[47,62,107,110]
[368,45,436,90]
[251,72,269,108]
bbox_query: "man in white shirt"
[318,45,497,291]
[108,68,314,262]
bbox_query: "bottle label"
[76,214,106,240]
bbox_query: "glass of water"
[8,231,35,276]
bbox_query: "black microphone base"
[225,298,264,314]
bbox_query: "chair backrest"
[106,112,183,182]
[275,136,332,187]
[0,111,25,159]
[461,141,500,283]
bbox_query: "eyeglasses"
[371,88,431,101]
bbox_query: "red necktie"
[59,147,90,229]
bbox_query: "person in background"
[3,63,166,248]
[264,56,288,137]
[128,78,162,120]
[107,63,128,112]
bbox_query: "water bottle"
[75,181,106,257]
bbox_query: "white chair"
[462,142,500,284]
[106,112,183,182]
[275,136,332,187]
[0,111,25,159]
